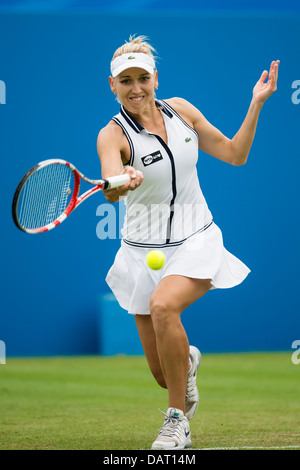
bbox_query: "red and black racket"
[12,159,130,234]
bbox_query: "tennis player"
[97,35,279,450]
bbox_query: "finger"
[270,60,279,79]
[268,61,279,89]
[122,166,137,179]
[274,60,280,81]
[259,70,268,83]
[135,170,144,181]
[121,167,144,190]
[127,171,144,190]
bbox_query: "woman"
[97,35,279,450]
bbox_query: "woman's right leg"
[134,314,167,389]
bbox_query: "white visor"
[110,52,155,78]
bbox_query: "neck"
[123,99,161,124]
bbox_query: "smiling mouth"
[129,96,144,103]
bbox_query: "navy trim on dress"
[120,100,173,134]
[162,100,198,138]
[112,117,135,166]
[123,221,214,248]
[152,134,177,244]
[120,107,143,133]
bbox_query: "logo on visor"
[128,56,135,60]
[141,150,163,167]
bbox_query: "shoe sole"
[151,441,192,450]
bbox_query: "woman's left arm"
[171,60,279,166]
[229,60,280,165]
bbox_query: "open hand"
[253,60,280,104]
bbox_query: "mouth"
[129,96,144,103]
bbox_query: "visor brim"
[111,62,154,78]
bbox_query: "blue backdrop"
[0,2,299,356]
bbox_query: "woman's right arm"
[97,122,143,203]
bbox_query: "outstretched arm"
[230,60,280,165]
[168,60,280,166]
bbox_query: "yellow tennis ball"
[146,250,165,270]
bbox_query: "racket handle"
[103,174,131,189]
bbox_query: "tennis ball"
[146,250,165,270]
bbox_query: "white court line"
[199,445,300,450]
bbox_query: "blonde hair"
[112,35,157,66]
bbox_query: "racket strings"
[18,164,75,229]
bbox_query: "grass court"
[0,352,299,450]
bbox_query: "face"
[109,67,158,112]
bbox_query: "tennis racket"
[12,159,130,234]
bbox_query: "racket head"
[12,159,80,234]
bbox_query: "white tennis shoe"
[185,346,201,421]
[151,408,192,450]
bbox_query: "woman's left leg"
[150,275,212,414]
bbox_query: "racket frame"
[12,159,129,234]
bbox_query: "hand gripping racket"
[12,159,130,234]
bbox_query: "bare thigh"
[150,275,212,316]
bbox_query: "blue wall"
[0,4,299,356]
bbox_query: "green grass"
[0,352,299,450]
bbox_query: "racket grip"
[103,174,131,190]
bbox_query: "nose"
[131,80,142,94]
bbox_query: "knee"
[150,298,169,330]
[149,297,178,334]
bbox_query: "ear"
[109,76,117,95]
[154,70,159,90]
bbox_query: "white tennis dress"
[106,100,250,315]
